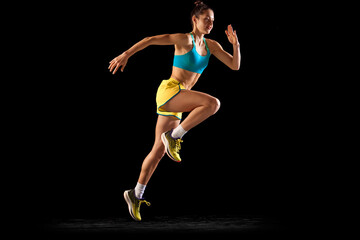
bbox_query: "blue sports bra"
[173,33,211,74]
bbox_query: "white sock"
[171,125,187,139]
[135,182,146,199]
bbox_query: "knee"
[206,97,221,115]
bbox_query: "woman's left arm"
[208,24,241,70]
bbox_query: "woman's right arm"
[109,34,185,74]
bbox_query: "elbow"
[142,36,154,45]
[143,36,152,43]
[232,57,241,70]
[230,60,241,71]
[231,64,240,71]
[140,36,154,48]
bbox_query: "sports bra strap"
[189,32,209,51]
[204,38,209,51]
[190,32,195,44]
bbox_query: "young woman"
[109,1,240,221]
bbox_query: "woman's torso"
[170,33,210,90]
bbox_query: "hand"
[225,24,239,46]
[108,52,129,74]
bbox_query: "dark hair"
[190,1,212,27]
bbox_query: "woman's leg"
[162,89,220,131]
[159,90,220,162]
[124,115,179,221]
[137,115,180,185]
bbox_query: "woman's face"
[193,9,214,34]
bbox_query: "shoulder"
[171,33,193,47]
[150,33,191,46]
[205,38,223,48]
[205,38,223,54]
[171,33,191,42]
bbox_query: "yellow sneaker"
[123,189,151,221]
[161,130,183,162]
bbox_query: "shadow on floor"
[35,215,286,237]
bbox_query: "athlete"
[109,1,240,221]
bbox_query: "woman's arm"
[109,34,186,74]
[208,25,241,70]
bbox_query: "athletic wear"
[124,189,151,221]
[156,78,185,120]
[135,182,146,199]
[171,124,187,139]
[125,34,212,222]
[161,130,183,162]
[173,33,211,74]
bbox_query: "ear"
[192,15,197,25]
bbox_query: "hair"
[190,1,212,27]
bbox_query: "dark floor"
[35,215,286,237]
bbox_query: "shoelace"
[175,139,183,153]
[139,199,151,206]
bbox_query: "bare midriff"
[170,66,201,90]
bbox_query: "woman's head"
[191,1,214,34]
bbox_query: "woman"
[109,1,240,221]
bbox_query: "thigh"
[162,89,215,113]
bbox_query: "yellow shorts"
[156,78,185,120]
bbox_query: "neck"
[191,29,205,44]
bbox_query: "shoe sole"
[123,190,139,221]
[161,132,181,162]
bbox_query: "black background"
[21,0,316,230]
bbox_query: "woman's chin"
[202,29,211,35]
